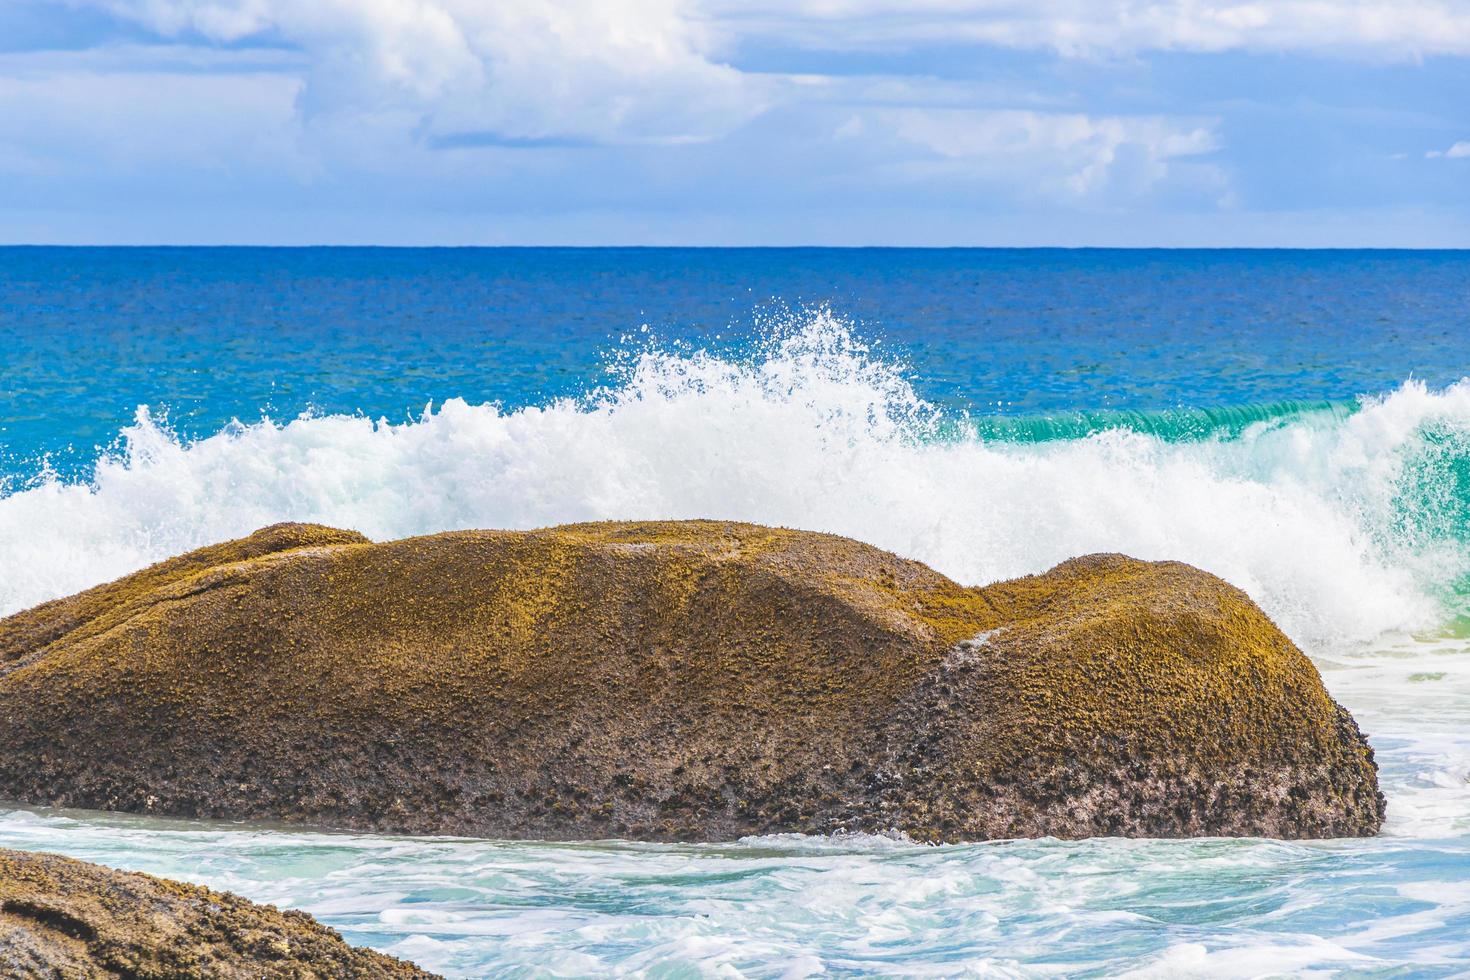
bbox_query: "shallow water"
[4,796,1469,976]
[4,248,1470,975]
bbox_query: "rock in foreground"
[0,521,1384,841]
[0,847,434,978]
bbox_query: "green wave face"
[1391,419,1470,548]
[938,391,1470,637]
[958,399,1359,444]
[1384,417,1470,624]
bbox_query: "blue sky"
[1,0,1467,246]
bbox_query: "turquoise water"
[3,247,1470,976]
[1,808,1469,977]
[4,247,1467,480]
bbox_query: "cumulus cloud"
[6,0,1463,242]
[56,0,1469,158]
[76,0,769,144]
[1426,140,1470,158]
[706,0,1470,58]
[0,9,1227,210]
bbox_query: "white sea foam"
[3,311,1470,657]
[2,805,1466,978]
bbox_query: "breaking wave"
[4,310,1470,653]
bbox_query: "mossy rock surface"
[0,847,434,978]
[0,520,1384,841]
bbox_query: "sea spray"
[1,310,1466,652]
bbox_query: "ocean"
[2,246,1469,976]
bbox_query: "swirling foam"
[4,311,1470,653]
[2,806,1468,977]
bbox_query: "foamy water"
[5,313,1470,976]
[2,804,1467,977]
[4,313,1469,648]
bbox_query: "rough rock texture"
[0,847,435,978]
[0,520,1384,842]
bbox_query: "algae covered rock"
[0,520,1384,842]
[0,847,435,978]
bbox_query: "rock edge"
[0,847,436,979]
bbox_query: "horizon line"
[3,243,1469,252]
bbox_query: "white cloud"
[77,0,770,144]
[50,0,1466,165]
[0,38,1229,222]
[0,10,1238,220]
[1426,140,1470,158]
[847,107,1221,199]
[704,0,1470,58]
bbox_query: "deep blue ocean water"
[3,247,1467,479]
[3,247,1470,977]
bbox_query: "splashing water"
[4,310,1470,651]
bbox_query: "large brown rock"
[0,847,434,978]
[0,520,1383,842]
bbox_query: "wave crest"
[2,310,1467,651]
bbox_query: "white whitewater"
[3,312,1469,649]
